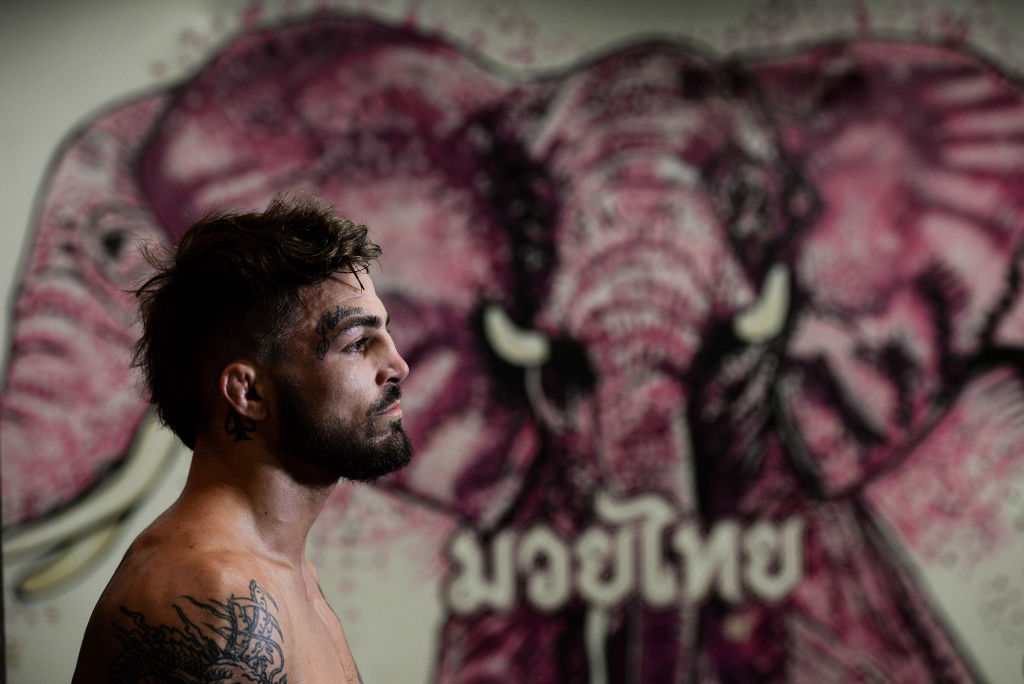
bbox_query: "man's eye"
[345,338,369,353]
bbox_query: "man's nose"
[380,338,410,385]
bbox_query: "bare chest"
[281,592,363,683]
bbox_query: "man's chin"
[274,412,413,484]
[344,427,414,483]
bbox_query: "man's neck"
[179,434,337,566]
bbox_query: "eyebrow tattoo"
[314,306,383,360]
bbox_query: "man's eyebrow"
[315,306,382,359]
[332,313,383,334]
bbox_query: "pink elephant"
[7,14,1021,683]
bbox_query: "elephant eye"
[85,203,157,284]
[708,153,805,277]
[720,163,770,242]
[481,303,596,428]
[101,229,127,259]
[538,337,596,407]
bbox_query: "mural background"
[6,0,1024,681]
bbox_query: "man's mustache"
[368,384,402,416]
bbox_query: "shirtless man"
[71,195,411,683]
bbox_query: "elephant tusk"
[15,522,119,599]
[483,304,551,367]
[733,262,791,343]
[3,411,181,561]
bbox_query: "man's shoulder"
[73,547,289,683]
[109,575,286,683]
[117,554,275,613]
[100,538,261,609]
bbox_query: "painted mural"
[4,9,1024,682]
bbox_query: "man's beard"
[274,379,413,483]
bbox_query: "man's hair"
[133,194,382,449]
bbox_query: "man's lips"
[371,385,403,417]
[376,400,402,417]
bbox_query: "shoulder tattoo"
[109,579,286,683]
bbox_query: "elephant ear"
[1,92,169,530]
[138,15,549,529]
[752,40,1024,498]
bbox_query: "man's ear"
[220,361,268,421]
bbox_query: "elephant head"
[2,93,169,531]
[436,41,818,683]
[136,16,556,530]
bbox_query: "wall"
[5,0,1024,681]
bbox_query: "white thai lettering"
[743,516,805,602]
[593,491,678,607]
[576,525,635,608]
[446,528,516,614]
[673,521,743,604]
[444,492,805,615]
[518,525,572,611]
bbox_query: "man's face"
[269,270,412,482]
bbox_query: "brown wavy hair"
[133,194,382,449]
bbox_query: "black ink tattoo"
[315,305,371,360]
[314,304,382,360]
[225,409,256,442]
[315,306,347,360]
[109,579,286,683]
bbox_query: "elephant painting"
[5,13,1024,682]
